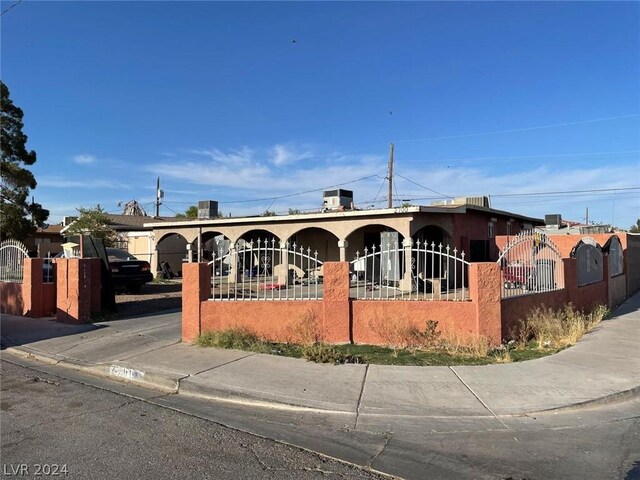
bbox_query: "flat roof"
[144,204,543,229]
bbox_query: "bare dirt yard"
[114,280,182,318]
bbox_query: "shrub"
[489,341,515,363]
[302,343,363,364]
[367,316,442,356]
[514,303,609,349]
[196,327,270,353]
[287,309,320,345]
[439,332,491,358]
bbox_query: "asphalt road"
[2,355,639,480]
[0,360,389,480]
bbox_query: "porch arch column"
[227,242,240,284]
[400,238,414,291]
[278,241,289,285]
[338,240,348,262]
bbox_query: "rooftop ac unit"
[545,214,562,226]
[197,200,219,219]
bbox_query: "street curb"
[177,377,357,414]
[531,385,640,414]
[4,345,639,418]
[4,346,181,394]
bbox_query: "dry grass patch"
[287,309,320,345]
[367,316,441,356]
[514,303,609,349]
[439,331,491,358]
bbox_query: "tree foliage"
[631,219,640,234]
[65,205,117,246]
[175,205,223,218]
[175,205,198,218]
[0,81,49,240]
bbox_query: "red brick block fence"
[183,249,630,346]
[183,262,515,346]
[0,258,56,317]
[1,258,101,324]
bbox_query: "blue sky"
[2,1,639,228]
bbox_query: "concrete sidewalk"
[2,293,639,418]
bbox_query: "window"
[488,222,494,238]
[506,222,512,235]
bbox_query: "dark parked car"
[45,248,152,293]
[106,248,153,293]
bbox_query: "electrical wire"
[1,0,22,16]
[161,174,385,205]
[393,173,451,199]
[394,113,640,144]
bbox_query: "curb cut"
[531,385,640,414]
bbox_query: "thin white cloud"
[146,143,639,227]
[72,154,97,165]
[269,144,314,166]
[189,146,255,166]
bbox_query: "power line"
[416,149,640,166]
[1,0,22,16]
[393,173,451,199]
[161,174,385,205]
[489,186,640,198]
[394,113,640,144]
[399,187,639,205]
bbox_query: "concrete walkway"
[2,294,639,418]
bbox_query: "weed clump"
[287,310,320,345]
[301,343,363,364]
[367,317,442,356]
[513,303,609,349]
[196,327,270,353]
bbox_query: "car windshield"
[106,248,139,262]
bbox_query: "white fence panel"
[497,230,565,298]
[209,239,323,301]
[350,240,470,301]
[0,239,29,283]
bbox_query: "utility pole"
[585,207,589,226]
[387,142,394,209]
[155,177,164,217]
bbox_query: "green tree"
[175,205,198,218]
[65,205,117,246]
[0,81,49,240]
[630,219,640,233]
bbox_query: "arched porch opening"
[288,227,340,263]
[412,225,452,248]
[236,229,280,277]
[346,225,405,287]
[345,224,405,260]
[411,225,453,280]
[190,231,231,263]
[156,233,188,278]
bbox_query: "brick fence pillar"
[55,258,94,324]
[563,257,576,303]
[321,262,351,343]
[182,263,211,342]
[23,258,44,317]
[469,262,502,345]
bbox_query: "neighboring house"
[145,196,544,278]
[24,224,64,257]
[60,214,188,266]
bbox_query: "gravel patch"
[115,280,182,318]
